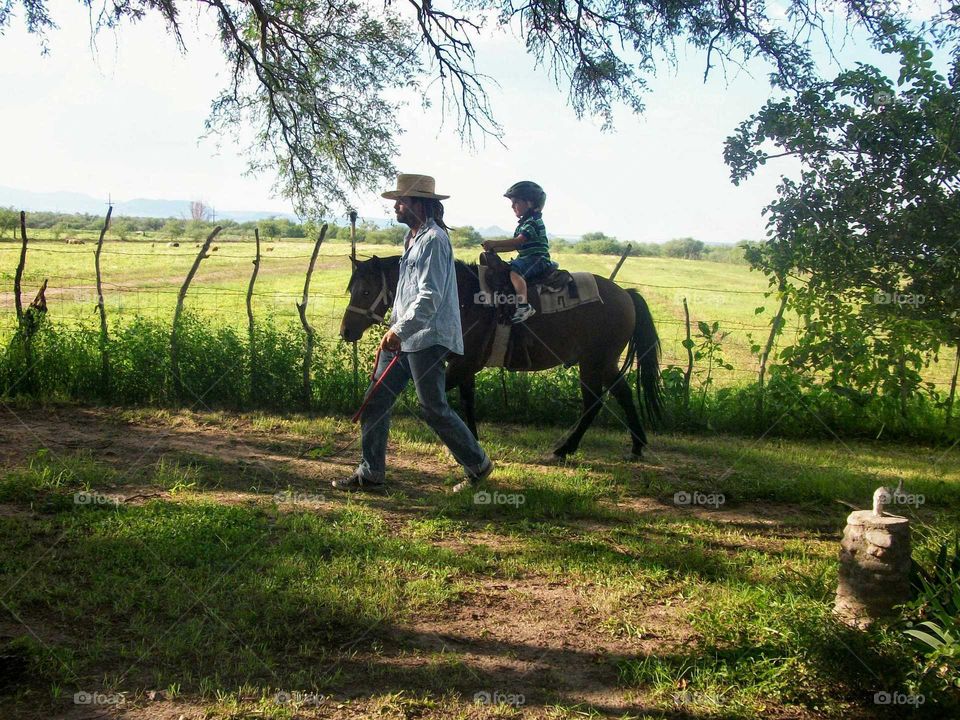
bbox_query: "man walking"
[334,174,494,492]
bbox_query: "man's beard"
[397,205,420,227]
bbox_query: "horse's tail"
[627,288,663,426]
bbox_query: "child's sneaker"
[511,303,536,324]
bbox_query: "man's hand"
[380,329,401,352]
[481,240,496,252]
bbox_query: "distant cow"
[167,242,180,247]
[66,238,85,245]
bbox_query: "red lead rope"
[352,349,402,423]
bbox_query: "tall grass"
[1,313,957,442]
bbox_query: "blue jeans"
[356,345,489,482]
[509,254,556,281]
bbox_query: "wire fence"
[2,239,957,389]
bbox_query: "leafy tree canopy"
[724,19,960,397]
[663,237,705,259]
[1,0,927,218]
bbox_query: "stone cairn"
[834,485,912,628]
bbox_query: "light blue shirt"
[390,219,464,355]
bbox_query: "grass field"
[1,404,959,718]
[2,234,957,391]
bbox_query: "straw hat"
[381,173,450,200]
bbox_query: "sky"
[0,2,925,242]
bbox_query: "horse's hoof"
[539,452,567,465]
[623,452,643,463]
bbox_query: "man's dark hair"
[411,197,449,231]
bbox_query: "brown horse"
[340,255,662,460]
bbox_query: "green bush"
[1,314,957,443]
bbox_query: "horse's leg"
[552,363,605,459]
[606,366,647,459]
[445,362,479,440]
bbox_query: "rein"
[345,266,394,323]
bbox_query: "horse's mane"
[454,259,481,293]
[349,254,480,294]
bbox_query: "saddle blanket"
[481,272,604,368]
[477,270,602,315]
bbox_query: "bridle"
[345,265,394,323]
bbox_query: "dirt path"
[0,406,867,719]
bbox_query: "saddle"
[477,251,601,316]
[477,251,603,368]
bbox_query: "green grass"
[1,409,959,717]
[4,235,956,391]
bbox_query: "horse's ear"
[370,255,380,267]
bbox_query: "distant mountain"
[477,225,510,238]
[0,186,300,223]
[0,186,592,236]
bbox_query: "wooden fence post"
[947,342,959,425]
[609,243,632,282]
[296,224,328,409]
[171,225,222,402]
[247,228,261,401]
[682,297,693,412]
[14,211,27,325]
[95,206,113,396]
[6,212,46,396]
[350,210,359,404]
[897,349,909,419]
[757,281,789,412]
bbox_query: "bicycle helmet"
[503,181,546,210]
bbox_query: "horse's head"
[340,255,399,342]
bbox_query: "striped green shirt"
[514,211,550,259]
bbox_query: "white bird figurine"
[872,479,904,517]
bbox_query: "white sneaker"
[511,304,536,324]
